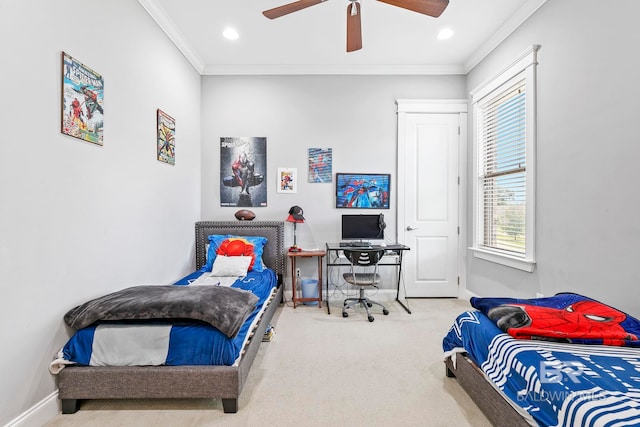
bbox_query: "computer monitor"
[341,214,384,242]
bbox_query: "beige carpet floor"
[45,297,491,427]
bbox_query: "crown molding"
[463,0,547,73]
[137,0,205,73]
[201,63,467,76]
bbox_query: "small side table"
[287,250,325,308]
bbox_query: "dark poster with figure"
[220,137,267,207]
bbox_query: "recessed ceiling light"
[223,28,239,41]
[437,28,454,40]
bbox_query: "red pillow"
[205,234,268,272]
[216,238,257,271]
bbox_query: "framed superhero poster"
[308,148,332,183]
[61,52,104,145]
[156,109,175,165]
[220,137,267,207]
[336,173,390,209]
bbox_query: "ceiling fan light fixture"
[223,27,239,41]
[349,0,359,16]
[437,28,454,40]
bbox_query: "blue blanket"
[52,269,277,371]
[443,310,640,426]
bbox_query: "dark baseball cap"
[287,205,305,221]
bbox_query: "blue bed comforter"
[443,310,640,426]
[51,269,277,372]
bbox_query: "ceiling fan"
[262,0,449,52]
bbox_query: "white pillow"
[210,255,252,277]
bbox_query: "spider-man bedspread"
[443,293,640,426]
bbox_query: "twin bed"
[443,293,640,426]
[51,221,285,414]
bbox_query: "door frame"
[396,99,468,298]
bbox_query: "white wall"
[200,75,466,284]
[0,1,201,424]
[202,76,465,247]
[465,0,640,314]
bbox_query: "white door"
[397,101,466,298]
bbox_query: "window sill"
[470,247,536,272]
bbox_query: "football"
[234,209,256,221]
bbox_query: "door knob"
[406,226,418,231]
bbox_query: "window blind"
[479,78,526,254]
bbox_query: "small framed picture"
[157,109,175,165]
[277,168,297,193]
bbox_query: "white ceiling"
[139,0,547,75]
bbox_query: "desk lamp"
[286,205,305,252]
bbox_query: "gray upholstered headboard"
[195,221,285,283]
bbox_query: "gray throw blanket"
[64,285,259,338]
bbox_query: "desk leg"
[325,256,331,315]
[396,299,412,314]
[395,252,411,314]
[290,257,297,308]
[317,256,323,309]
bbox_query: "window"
[471,45,539,272]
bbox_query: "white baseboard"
[4,391,59,427]
[461,288,479,300]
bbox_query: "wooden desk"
[287,250,325,308]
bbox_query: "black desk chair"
[341,249,389,322]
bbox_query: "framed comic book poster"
[336,173,390,209]
[220,137,267,207]
[61,52,104,145]
[308,148,332,183]
[156,109,175,165]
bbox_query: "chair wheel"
[368,316,375,322]
[342,311,349,318]
[383,309,389,315]
[367,302,373,307]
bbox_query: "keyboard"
[339,241,371,247]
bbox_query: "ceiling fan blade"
[346,2,362,52]
[263,0,326,19]
[377,0,449,17]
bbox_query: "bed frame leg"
[222,398,238,413]
[61,399,79,414]
[445,359,456,378]
[446,366,456,378]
